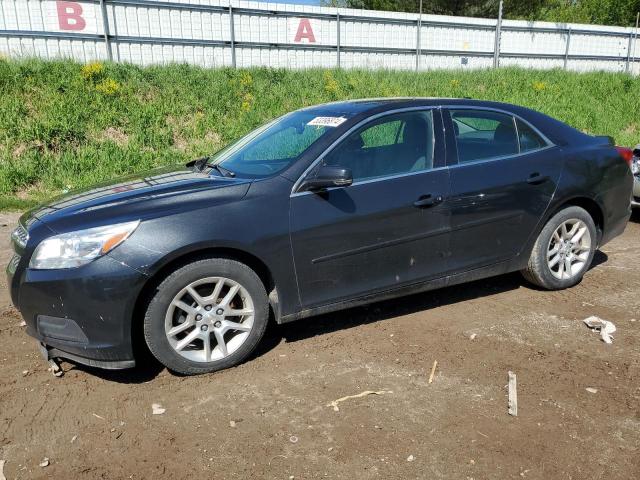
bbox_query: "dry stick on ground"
[326,390,393,412]
[508,371,518,416]
[428,360,438,384]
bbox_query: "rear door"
[444,108,564,273]
[289,108,450,309]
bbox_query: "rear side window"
[450,110,518,163]
[516,118,547,152]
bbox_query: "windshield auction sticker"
[307,117,347,127]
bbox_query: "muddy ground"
[0,211,638,480]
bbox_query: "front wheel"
[521,206,597,290]
[143,258,269,375]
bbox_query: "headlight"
[632,156,640,175]
[29,221,140,269]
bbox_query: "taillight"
[615,146,633,168]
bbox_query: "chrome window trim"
[446,105,555,166]
[290,106,438,196]
[291,164,450,197]
[290,104,557,196]
[445,144,556,170]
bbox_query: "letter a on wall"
[292,18,316,43]
[56,1,87,31]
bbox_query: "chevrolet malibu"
[7,99,634,375]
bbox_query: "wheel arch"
[130,247,279,358]
[519,195,605,269]
[548,196,604,237]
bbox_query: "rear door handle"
[414,194,443,208]
[526,173,549,185]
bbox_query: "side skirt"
[278,258,520,324]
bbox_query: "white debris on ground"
[39,458,49,468]
[151,403,166,415]
[583,316,616,344]
[428,360,438,384]
[47,359,63,377]
[0,459,6,480]
[585,387,598,394]
[508,371,518,417]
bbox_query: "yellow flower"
[81,62,104,81]
[532,81,546,92]
[323,71,340,97]
[95,78,120,95]
[239,71,253,89]
[450,79,461,88]
[241,92,254,112]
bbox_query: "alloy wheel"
[164,277,255,362]
[546,219,592,280]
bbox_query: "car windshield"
[208,110,351,178]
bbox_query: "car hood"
[22,164,252,233]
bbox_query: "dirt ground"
[0,211,638,480]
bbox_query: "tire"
[143,258,269,375]
[521,206,597,290]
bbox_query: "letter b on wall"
[56,1,86,31]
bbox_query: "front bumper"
[7,250,147,369]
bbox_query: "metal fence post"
[416,0,422,71]
[229,4,236,68]
[563,27,571,70]
[336,11,341,68]
[493,0,503,68]
[100,0,113,61]
[632,12,639,75]
[625,30,633,73]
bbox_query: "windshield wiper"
[207,163,236,178]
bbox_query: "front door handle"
[526,172,549,185]
[414,194,443,208]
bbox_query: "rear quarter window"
[450,109,519,163]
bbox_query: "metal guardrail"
[0,0,638,71]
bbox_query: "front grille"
[11,224,28,249]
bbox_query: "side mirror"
[299,165,353,192]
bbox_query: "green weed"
[0,58,638,210]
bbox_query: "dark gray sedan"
[7,98,634,375]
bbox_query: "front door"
[290,109,450,309]
[444,108,564,273]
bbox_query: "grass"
[1,58,639,210]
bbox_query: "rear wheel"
[144,258,269,375]
[522,206,597,290]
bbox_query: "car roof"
[306,97,518,112]
[301,98,588,147]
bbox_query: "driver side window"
[323,111,434,182]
